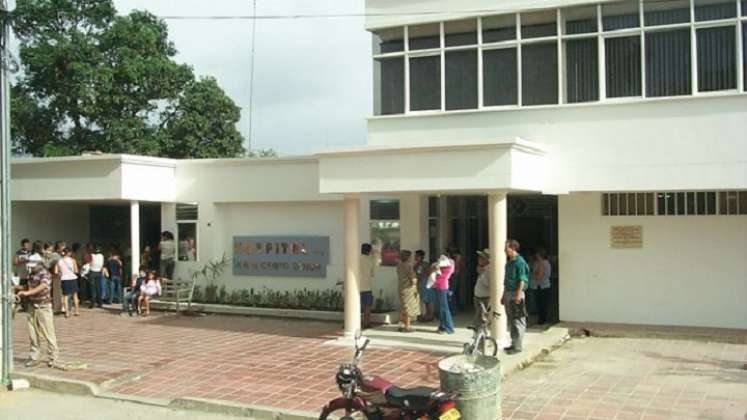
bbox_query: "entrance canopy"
[316,138,548,195]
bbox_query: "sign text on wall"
[610,225,643,249]
[232,236,330,278]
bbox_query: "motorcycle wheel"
[318,408,368,420]
[478,336,498,357]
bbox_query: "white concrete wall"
[121,162,176,202]
[367,95,747,193]
[11,202,91,249]
[12,159,122,201]
[559,192,747,329]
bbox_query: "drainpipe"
[0,0,12,386]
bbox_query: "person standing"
[396,250,419,333]
[49,241,65,314]
[158,231,176,279]
[414,250,434,322]
[88,246,105,308]
[56,248,80,317]
[17,261,59,368]
[14,239,32,288]
[105,253,123,305]
[433,254,455,335]
[473,249,491,327]
[359,242,380,329]
[530,248,552,325]
[503,239,530,354]
[446,245,464,314]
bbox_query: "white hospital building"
[10,0,747,333]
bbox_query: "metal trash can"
[438,355,501,420]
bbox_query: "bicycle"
[462,301,500,357]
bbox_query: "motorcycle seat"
[385,386,438,410]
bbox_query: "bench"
[156,278,196,313]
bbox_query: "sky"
[9,0,373,156]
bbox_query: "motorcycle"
[319,333,461,420]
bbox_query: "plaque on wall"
[233,236,330,278]
[610,226,643,249]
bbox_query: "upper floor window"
[371,0,747,116]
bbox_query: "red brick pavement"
[13,308,442,413]
[13,309,747,419]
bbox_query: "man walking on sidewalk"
[503,239,529,355]
[16,261,59,368]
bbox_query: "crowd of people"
[360,239,552,355]
[10,231,178,368]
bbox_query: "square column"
[130,201,140,283]
[488,192,508,341]
[343,196,361,337]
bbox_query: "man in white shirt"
[359,242,380,329]
[473,249,491,327]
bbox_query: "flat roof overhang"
[316,138,548,195]
[11,154,178,203]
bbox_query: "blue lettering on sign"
[232,236,330,278]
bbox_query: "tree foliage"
[10,0,246,158]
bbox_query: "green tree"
[11,0,245,158]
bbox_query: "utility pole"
[0,0,12,387]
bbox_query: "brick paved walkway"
[501,337,747,420]
[13,308,442,412]
[13,309,747,419]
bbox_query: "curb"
[170,397,318,419]
[11,372,101,397]
[561,322,747,344]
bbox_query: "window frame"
[370,0,747,117]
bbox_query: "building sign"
[233,236,330,278]
[610,226,643,249]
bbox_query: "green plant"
[217,285,228,304]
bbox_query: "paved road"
[0,389,241,420]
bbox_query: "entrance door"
[427,194,559,322]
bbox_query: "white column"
[130,201,140,283]
[343,196,361,337]
[488,192,507,341]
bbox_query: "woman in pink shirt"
[432,254,455,334]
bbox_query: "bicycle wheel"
[318,408,368,420]
[478,336,498,357]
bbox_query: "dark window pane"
[566,38,599,103]
[176,204,198,220]
[727,191,738,214]
[628,193,637,215]
[676,192,686,215]
[177,223,197,261]
[371,200,400,220]
[429,196,440,217]
[697,26,737,92]
[646,30,692,97]
[743,0,747,15]
[409,24,440,50]
[619,193,629,215]
[697,192,707,215]
[743,23,747,90]
[718,191,727,214]
[483,48,518,106]
[739,191,747,214]
[564,6,598,35]
[706,192,716,214]
[603,1,640,31]
[445,49,478,110]
[610,193,619,215]
[687,192,696,215]
[606,36,642,98]
[374,57,405,115]
[521,11,557,39]
[657,193,666,215]
[644,0,691,26]
[695,0,737,21]
[646,193,655,215]
[483,14,516,43]
[666,193,675,215]
[522,43,558,106]
[409,55,441,111]
[445,19,477,47]
[636,193,646,215]
[602,194,609,215]
[373,27,404,54]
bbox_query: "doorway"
[427,195,559,323]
